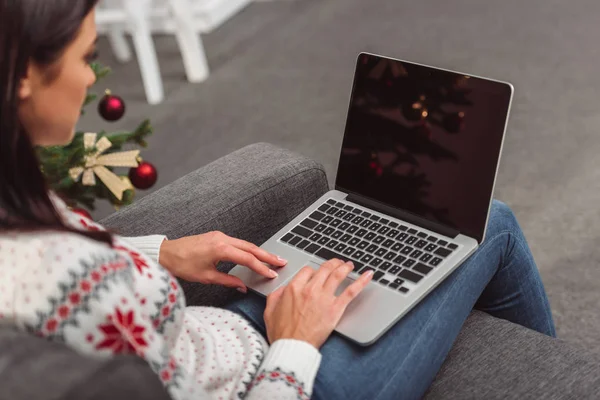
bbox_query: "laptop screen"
[335,54,513,242]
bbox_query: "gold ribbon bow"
[69,132,140,200]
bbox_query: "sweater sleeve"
[245,339,322,399]
[12,235,203,400]
[121,235,167,265]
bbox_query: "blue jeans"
[225,200,556,399]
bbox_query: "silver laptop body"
[230,53,514,346]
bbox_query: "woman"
[0,1,556,399]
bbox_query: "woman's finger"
[335,269,373,310]
[218,244,279,279]
[322,261,355,294]
[309,258,347,288]
[226,237,287,268]
[201,270,247,291]
[288,265,316,288]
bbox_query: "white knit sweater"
[0,195,321,400]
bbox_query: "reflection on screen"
[336,54,512,242]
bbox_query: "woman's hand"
[263,259,373,349]
[158,231,287,292]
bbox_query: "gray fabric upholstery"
[424,310,600,399]
[101,142,329,307]
[0,328,170,400]
[2,142,599,399]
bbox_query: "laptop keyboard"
[279,199,460,295]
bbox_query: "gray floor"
[82,0,600,350]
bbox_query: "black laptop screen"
[335,54,513,242]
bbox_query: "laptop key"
[368,223,382,231]
[352,216,365,224]
[378,226,390,235]
[393,255,406,264]
[358,266,375,275]
[326,240,338,248]
[353,250,365,259]
[322,216,334,224]
[437,239,448,246]
[389,221,398,228]
[375,248,387,257]
[405,236,418,245]
[391,243,404,252]
[394,278,405,286]
[420,253,433,262]
[340,234,353,243]
[434,247,453,257]
[373,271,385,281]
[348,237,361,246]
[425,243,437,252]
[448,243,459,250]
[413,263,433,275]
[379,218,390,225]
[334,243,347,252]
[324,227,335,236]
[335,201,345,208]
[281,233,294,242]
[399,269,424,283]
[384,251,397,261]
[335,210,347,218]
[397,233,409,241]
[347,226,359,234]
[326,207,339,215]
[318,204,330,212]
[342,247,356,257]
[369,215,380,221]
[357,241,369,250]
[330,219,342,227]
[370,258,383,267]
[427,235,438,242]
[410,250,423,258]
[301,218,318,229]
[344,205,354,211]
[417,232,428,239]
[360,220,373,228]
[379,278,390,286]
[362,211,372,217]
[361,254,374,263]
[408,228,417,234]
[373,235,386,244]
[380,261,393,271]
[309,233,322,241]
[365,232,377,241]
[315,224,327,232]
[398,225,408,231]
[400,246,413,255]
[415,240,428,249]
[339,222,351,231]
[326,199,336,205]
[389,265,402,275]
[389,282,400,289]
[289,236,301,245]
[309,211,325,221]
[399,287,409,293]
[386,229,399,238]
[331,231,343,239]
[382,239,395,248]
[366,244,378,253]
[292,226,312,238]
[430,257,443,266]
[297,240,310,249]
[356,229,368,237]
[317,237,330,245]
[403,259,416,268]
[305,243,320,254]
[343,213,355,221]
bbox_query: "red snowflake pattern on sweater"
[113,245,149,274]
[95,307,148,354]
[249,368,309,400]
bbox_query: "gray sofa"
[1,143,600,399]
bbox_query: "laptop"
[229,52,514,346]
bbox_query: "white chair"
[96,0,210,104]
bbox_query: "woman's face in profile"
[17,9,98,147]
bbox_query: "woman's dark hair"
[0,0,112,245]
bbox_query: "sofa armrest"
[100,142,329,306]
[424,310,600,399]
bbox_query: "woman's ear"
[18,65,35,100]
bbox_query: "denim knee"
[485,200,522,241]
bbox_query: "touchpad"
[307,260,357,297]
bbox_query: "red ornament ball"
[129,161,158,189]
[71,207,92,220]
[98,92,126,121]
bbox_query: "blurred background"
[83,0,600,349]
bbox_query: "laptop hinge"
[345,193,460,239]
